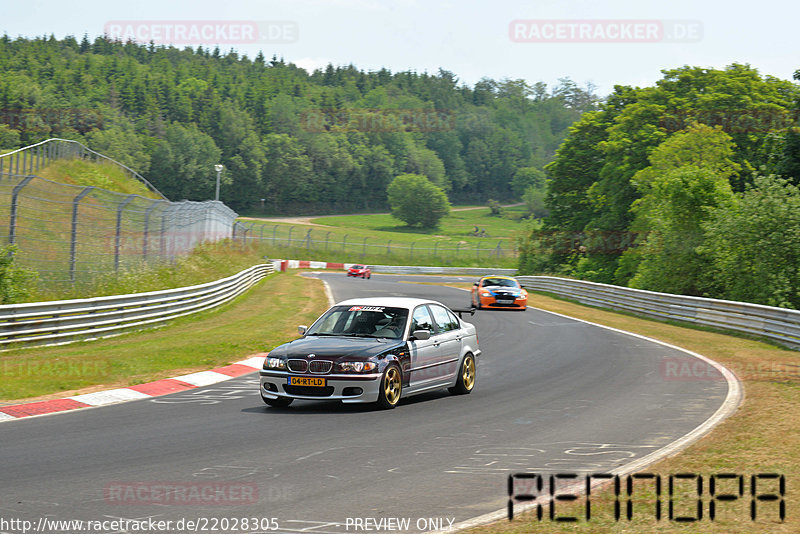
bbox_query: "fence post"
[70,186,95,282]
[287,226,295,247]
[306,229,312,251]
[495,241,503,258]
[362,237,368,256]
[114,195,137,272]
[325,231,332,251]
[272,225,278,246]
[410,242,414,258]
[8,176,34,247]
[387,240,391,254]
[343,234,348,254]
[433,241,438,257]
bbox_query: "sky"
[3,0,798,96]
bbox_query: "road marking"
[69,389,150,406]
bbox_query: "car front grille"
[309,360,333,374]
[287,359,308,372]
[284,385,335,397]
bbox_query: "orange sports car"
[471,275,528,310]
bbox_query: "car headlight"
[265,357,287,370]
[519,290,528,298]
[481,291,491,297]
[336,361,377,373]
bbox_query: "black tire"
[262,395,293,408]
[376,364,402,409]
[367,273,371,279]
[449,353,476,395]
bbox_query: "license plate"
[288,376,326,387]
[497,298,514,303]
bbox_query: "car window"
[430,305,459,332]
[483,277,519,288]
[411,305,434,333]
[306,305,408,338]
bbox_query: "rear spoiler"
[452,306,476,318]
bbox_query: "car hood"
[270,336,406,361]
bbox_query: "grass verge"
[468,292,798,533]
[35,159,161,199]
[0,272,328,402]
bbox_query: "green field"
[241,205,535,269]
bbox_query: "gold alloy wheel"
[462,355,476,391]
[384,366,402,405]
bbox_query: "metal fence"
[1,140,238,287]
[0,263,273,348]
[232,222,517,264]
[517,276,800,350]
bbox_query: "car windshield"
[306,305,409,339]
[483,278,519,288]
[352,265,365,269]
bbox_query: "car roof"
[481,275,517,281]
[334,296,446,310]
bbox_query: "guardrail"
[0,264,274,348]
[274,259,516,277]
[517,276,800,350]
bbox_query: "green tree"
[86,117,151,172]
[702,175,800,308]
[148,122,223,200]
[0,124,21,149]
[387,173,450,228]
[511,166,546,198]
[626,124,739,294]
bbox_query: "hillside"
[35,159,162,199]
[0,35,595,212]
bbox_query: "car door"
[406,305,445,389]
[428,304,463,380]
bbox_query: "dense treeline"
[0,34,596,213]
[520,64,800,308]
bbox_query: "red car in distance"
[347,264,372,279]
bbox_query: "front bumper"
[260,370,382,403]
[480,296,528,309]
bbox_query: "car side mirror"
[473,282,479,287]
[411,330,431,341]
[298,325,307,335]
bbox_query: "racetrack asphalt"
[0,273,731,532]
